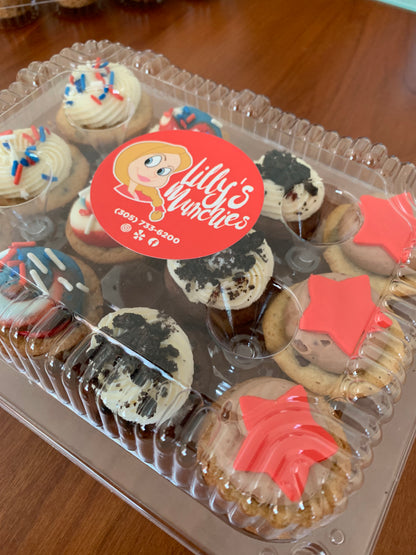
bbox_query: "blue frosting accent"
[173,106,223,137]
[0,246,87,314]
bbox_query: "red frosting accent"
[18,317,70,339]
[233,385,338,503]
[72,227,119,248]
[354,193,416,263]
[300,275,392,357]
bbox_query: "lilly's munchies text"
[162,157,253,230]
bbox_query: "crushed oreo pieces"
[173,230,267,291]
[256,150,319,197]
[88,311,181,419]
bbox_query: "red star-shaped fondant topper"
[300,274,392,357]
[354,193,416,263]
[233,385,338,503]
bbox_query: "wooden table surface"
[0,0,415,553]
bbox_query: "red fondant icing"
[354,193,416,263]
[300,275,392,357]
[233,385,338,503]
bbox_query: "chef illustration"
[113,140,192,222]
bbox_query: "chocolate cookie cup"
[166,229,274,324]
[254,149,325,242]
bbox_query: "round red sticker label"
[90,130,264,259]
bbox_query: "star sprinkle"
[300,274,392,357]
[354,193,416,263]
[233,385,338,503]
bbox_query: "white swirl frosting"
[93,308,194,426]
[167,230,274,310]
[256,152,325,221]
[69,187,102,235]
[63,62,142,129]
[0,128,72,201]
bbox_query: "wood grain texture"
[0,0,415,553]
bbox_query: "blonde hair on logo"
[113,141,192,184]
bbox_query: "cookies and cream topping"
[167,229,274,310]
[63,59,142,129]
[89,308,194,425]
[256,150,324,222]
[0,127,72,201]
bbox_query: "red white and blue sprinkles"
[0,126,58,187]
[64,57,125,108]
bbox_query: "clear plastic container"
[0,40,416,554]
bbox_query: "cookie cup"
[262,275,406,400]
[197,377,353,540]
[323,203,416,297]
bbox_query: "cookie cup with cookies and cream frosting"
[165,229,275,325]
[254,149,325,247]
[62,307,195,460]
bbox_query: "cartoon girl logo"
[113,141,192,222]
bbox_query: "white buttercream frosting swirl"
[90,307,194,426]
[63,61,142,129]
[0,127,72,201]
[69,188,102,236]
[167,230,274,310]
[256,150,325,221]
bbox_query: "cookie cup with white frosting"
[56,60,152,149]
[0,243,102,390]
[65,186,141,264]
[0,127,89,210]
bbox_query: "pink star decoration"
[354,193,416,263]
[233,385,338,502]
[300,274,392,357]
